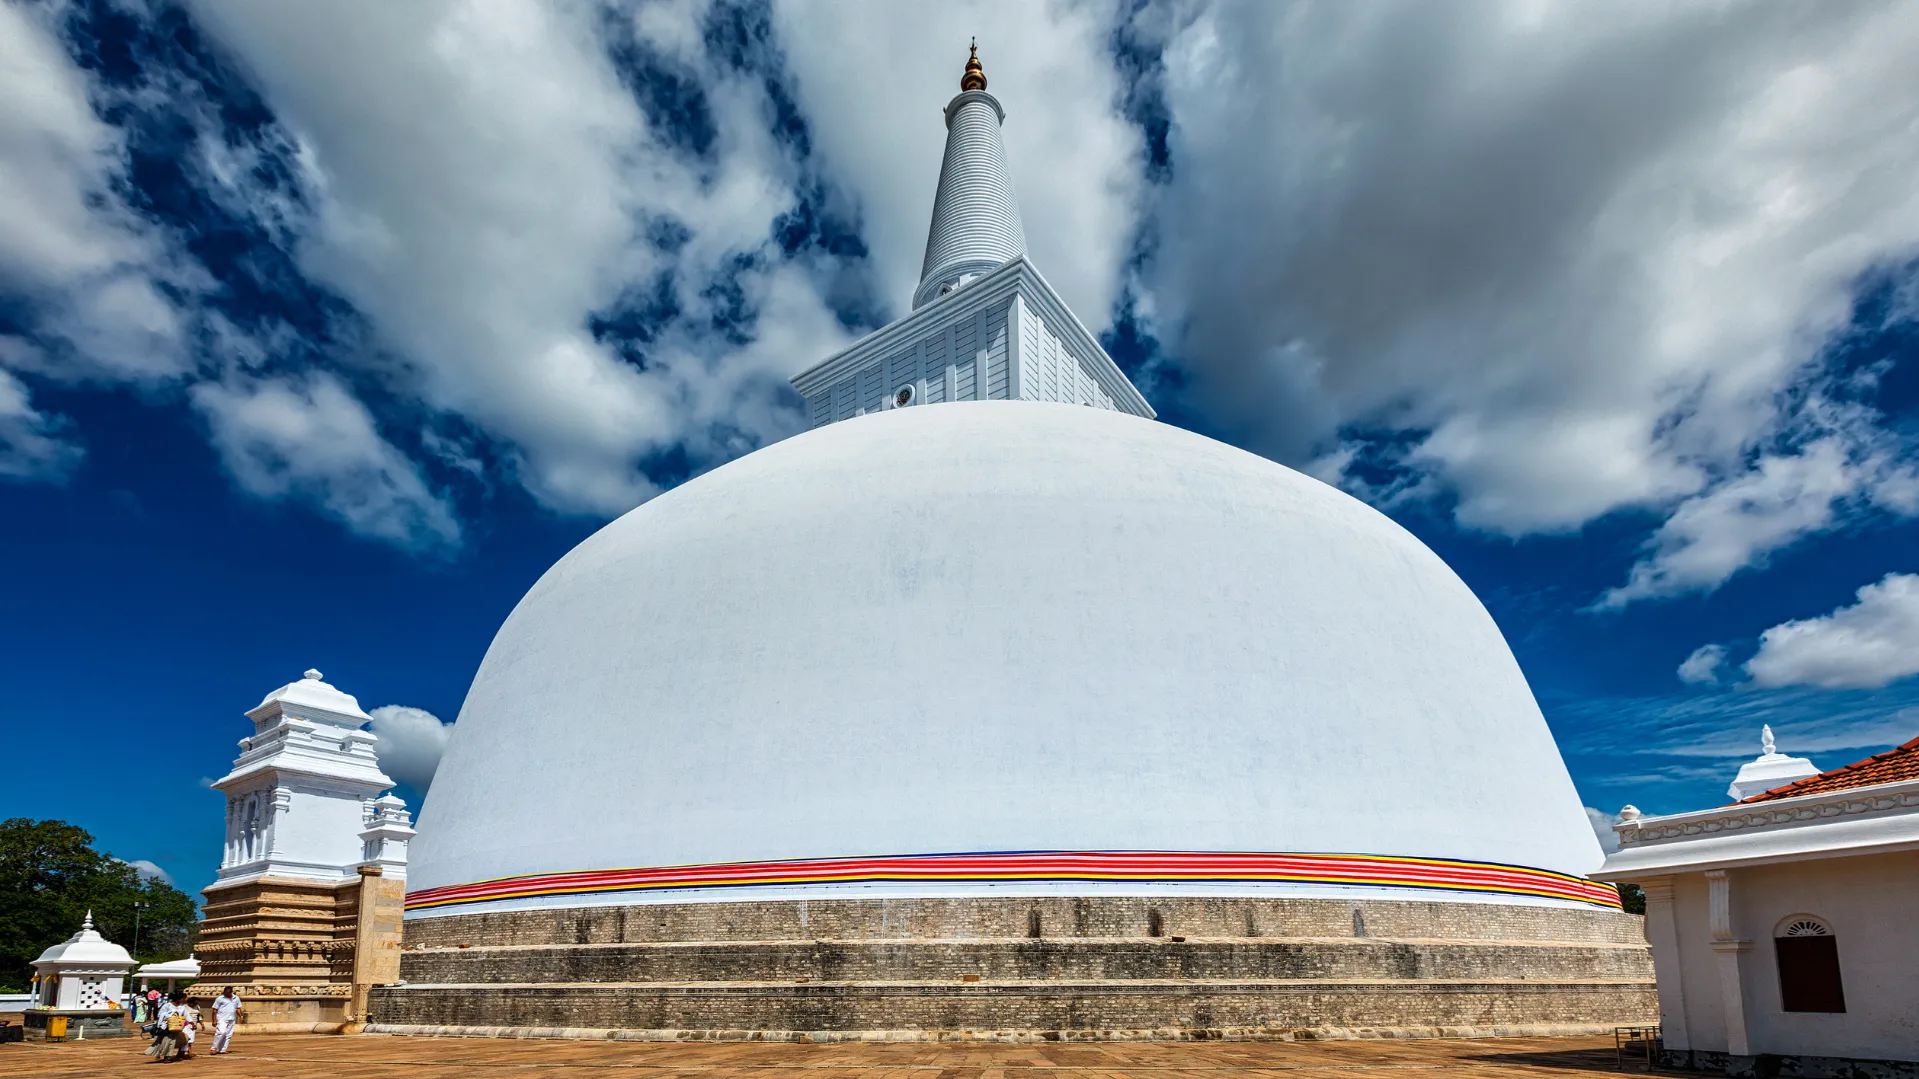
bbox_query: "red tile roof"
[1740,734,1919,803]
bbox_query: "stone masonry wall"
[403,895,1645,948]
[400,938,1652,985]
[373,896,1655,1040]
[372,981,1659,1038]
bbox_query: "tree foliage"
[0,818,199,992]
[1617,882,1647,915]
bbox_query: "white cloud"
[182,0,857,517]
[1678,643,1727,686]
[1584,807,1621,854]
[0,365,82,481]
[1597,398,1919,606]
[1745,573,1919,689]
[191,374,460,551]
[368,704,453,792]
[1141,1,1919,589]
[120,858,173,885]
[8,0,1918,602]
[0,0,192,380]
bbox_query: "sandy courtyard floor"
[0,1033,1666,1078]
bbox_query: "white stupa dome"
[409,402,1609,915]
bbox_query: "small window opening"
[1776,916,1845,1013]
[1026,909,1042,939]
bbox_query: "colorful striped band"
[406,851,1621,911]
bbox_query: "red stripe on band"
[406,851,1621,911]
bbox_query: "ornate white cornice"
[1595,778,1919,880]
[790,257,1153,420]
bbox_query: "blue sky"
[4,0,1919,892]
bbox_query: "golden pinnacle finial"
[961,38,987,92]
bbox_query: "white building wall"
[281,786,376,876]
[810,300,1032,425]
[795,262,1152,426]
[1668,873,1727,1051]
[1660,852,1919,1061]
[1012,302,1118,409]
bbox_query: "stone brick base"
[370,895,1656,1040]
[1661,1049,1919,1078]
[21,1009,133,1041]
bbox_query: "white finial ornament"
[304,668,324,681]
[1727,725,1820,801]
[1618,805,1641,821]
[82,909,94,931]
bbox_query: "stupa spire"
[914,41,1027,309]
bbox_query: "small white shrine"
[1726,725,1821,801]
[133,956,201,993]
[31,911,134,1010]
[24,911,139,1040]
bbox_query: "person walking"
[148,992,191,1062]
[179,995,201,1058]
[210,987,243,1054]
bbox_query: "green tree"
[1616,882,1646,915]
[0,818,200,992]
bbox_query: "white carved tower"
[211,668,408,883]
[199,668,411,1031]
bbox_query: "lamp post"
[133,900,147,959]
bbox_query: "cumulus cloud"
[1745,573,1919,689]
[192,374,460,551]
[1584,807,1622,855]
[1598,415,1917,607]
[7,0,1918,598]
[368,705,453,792]
[120,858,173,885]
[0,0,192,381]
[1140,1,1919,594]
[183,0,859,516]
[0,366,82,481]
[1678,643,1727,686]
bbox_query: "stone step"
[367,977,1659,1039]
[403,896,1646,949]
[399,937,1653,985]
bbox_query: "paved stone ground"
[0,1033,1666,1078]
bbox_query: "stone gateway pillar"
[196,669,414,1032]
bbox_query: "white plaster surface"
[1648,854,1919,1060]
[411,402,1602,896]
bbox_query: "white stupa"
[404,45,1610,918]
[1726,725,1820,801]
[369,43,1655,1043]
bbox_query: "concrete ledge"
[361,1021,1635,1043]
[1662,1048,1919,1078]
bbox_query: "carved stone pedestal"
[196,866,404,1032]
